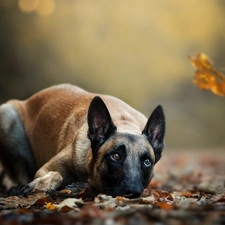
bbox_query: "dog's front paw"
[21,171,63,196]
[21,184,34,196]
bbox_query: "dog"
[0,84,165,198]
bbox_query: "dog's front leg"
[21,144,74,195]
[21,170,63,194]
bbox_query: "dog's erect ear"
[142,105,165,164]
[88,96,117,152]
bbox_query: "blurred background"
[0,0,225,149]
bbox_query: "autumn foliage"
[0,150,224,224]
[190,53,225,96]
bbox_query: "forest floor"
[0,149,224,225]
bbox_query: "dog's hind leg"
[0,102,37,192]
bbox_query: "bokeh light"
[18,0,39,13]
[18,0,55,16]
[1,1,225,149]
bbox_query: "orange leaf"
[157,202,175,211]
[189,53,225,96]
[46,202,56,211]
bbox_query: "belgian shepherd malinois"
[0,84,165,198]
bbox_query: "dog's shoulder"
[26,84,88,103]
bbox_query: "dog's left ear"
[87,96,117,153]
[142,105,165,164]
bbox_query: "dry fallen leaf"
[211,193,225,203]
[181,190,193,198]
[151,190,174,203]
[46,198,83,212]
[157,202,175,211]
[46,202,56,211]
[189,53,225,96]
[5,192,49,208]
[1,150,225,224]
[60,189,72,195]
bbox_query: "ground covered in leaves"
[0,149,224,225]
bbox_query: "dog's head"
[87,96,165,198]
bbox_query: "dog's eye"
[143,159,151,167]
[111,153,121,161]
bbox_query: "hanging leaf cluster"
[190,53,225,96]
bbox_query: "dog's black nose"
[121,178,143,198]
[124,186,143,198]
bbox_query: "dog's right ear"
[87,96,117,153]
[142,105,165,164]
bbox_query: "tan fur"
[16,84,147,167]
[0,84,160,194]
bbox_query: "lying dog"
[0,84,165,198]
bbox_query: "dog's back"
[8,84,147,167]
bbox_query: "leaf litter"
[0,149,224,224]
